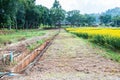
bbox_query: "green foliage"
[103,7,120,17]
[1,0,120,29]
[36,5,51,26]
[27,40,44,51]
[0,30,46,47]
[91,39,120,63]
[105,51,120,62]
[0,0,51,29]
[91,35,106,45]
[73,32,88,39]
[37,40,44,45]
[0,0,66,29]
[27,44,35,51]
[50,0,65,27]
[84,14,96,26]
[66,10,80,26]
[99,7,120,27]
[99,15,112,26]
[66,11,96,26]
[72,32,120,50]
[112,15,120,27]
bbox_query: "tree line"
[99,7,120,27]
[0,0,66,29]
[0,0,50,29]
[0,0,120,30]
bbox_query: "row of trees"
[66,7,120,27]
[66,10,96,26]
[97,7,120,27]
[0,0,97,29]
[100,14,120,27]
[0,0,65,29]
[0,0,120,29]
[0,0,36,29]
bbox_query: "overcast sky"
[35,0,120,14]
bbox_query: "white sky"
[35,0,120,14]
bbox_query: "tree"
[99,7,120,27]
[112,15,120,27]
[37,5,50,26]
[80,14,88,26]
[66,10,80,26]
[84,14,96,26]
[99,14,112,26]
[16,1,26,29]
[50,0,65,27]
[0,0,20,29]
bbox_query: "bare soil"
[3,29,120,80]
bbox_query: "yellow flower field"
[66,27,120,50]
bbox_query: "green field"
[0,30,46,47]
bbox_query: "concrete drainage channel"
[0,31,59,78]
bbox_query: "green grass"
[91,42,120,63]
[84,37,120,63]
[103,50,120,62]
[70,33,120,63]
[0,30,46,47]
[27,40,45,51]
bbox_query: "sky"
[35,0,120,14]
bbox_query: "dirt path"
[4,29,120,80]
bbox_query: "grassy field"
[0,30,46,47]
[66,27,120,63]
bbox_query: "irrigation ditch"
[0,30,60,78]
